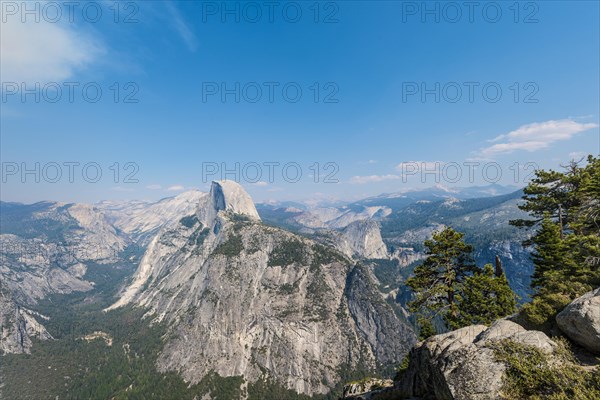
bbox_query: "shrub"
[179,215,199,228]
[213,234,244,257]
[267,238,306,267]
[490,338,600,399]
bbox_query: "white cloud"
[167,185,185,191]
[349,174,401,184]
[111,186,135,192]
[146,184,162,190]
[1,17,104,84]
[253,181,268,187]
[164,2,198,52]
[396,161,445,172]
[358,159,378,165]
[479,119,598,157]
[350,161,447,184]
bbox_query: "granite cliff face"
[0,284,53,354]
[197,179,260,227]
[337,220,389,260]
[108,181,416,395]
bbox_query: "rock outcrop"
[353,319,558,400]
[197,180,260,227]
[556,287,600,355]
[335,220,389,259]
[343,286,600,400]
[0,285,53,354]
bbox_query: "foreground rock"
[398,320,558,399]
[556,287,600,355]
[343,319,557,400]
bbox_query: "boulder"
[395,320,558,400]
[556,287,600,355]
[475,319,525,342]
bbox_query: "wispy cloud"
[164,3,199,52]
[1,18,104,84]
[350,161,447,184]
[358,160,378,165]
[253,181,269,187]
[349,174,401,184]
[167,185,185,191]
[396,161,445,171]
[479,119,598,157]
[111,186,135,192]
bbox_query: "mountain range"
[0,182,534,398]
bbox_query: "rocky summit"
[106,180,416,395]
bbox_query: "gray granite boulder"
[556,287,600,355]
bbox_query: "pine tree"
[416,314,436,340]
[530,214,568,290]
[514,155,600,327]
[510,159,589,233]
[407,227,476,328]
[568,156,600,289]
[570,155,600,239]
[454,264,517,328]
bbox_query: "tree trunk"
[558,203,564,239]
[495,255,503,277]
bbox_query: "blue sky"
[1,0,599,204]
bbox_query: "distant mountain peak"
[431,183,459,193]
